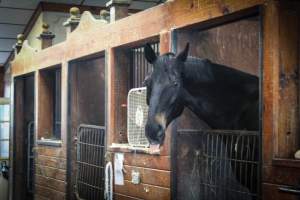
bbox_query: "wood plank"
[262,0,278,165]
[36,155,67,169]
[35,175,66,193]
[263,183,299,200]
[35,146,66,158]
[35,164,66,181]
[115,193,143,200]
[115,180,170,200]
[123,153,170,171]
[276,2,300,158]
[263,165,300,186]
[35,184,65,200]
[123,165,170,188]
[11,0,265,76]
[34,194,50,200]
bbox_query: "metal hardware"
[75,124,106,200]
[278,186,300,196]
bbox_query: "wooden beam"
[4,1,141,70]
[0,22,26,26]
[0,6,35,11]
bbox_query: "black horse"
[144,43,258,151]
[143,43,259,199]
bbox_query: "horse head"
[143,43,189,153]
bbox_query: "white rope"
[104,162,113,200]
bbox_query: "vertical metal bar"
[224,134,228,199]
[245,136,250,190]
[239,135,245,191]
[250,136,256,193]
[141,47,145,87]
[134,49,137,88]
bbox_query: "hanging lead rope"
[105,162,113,200]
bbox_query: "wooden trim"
[115,180,170,200]
[11,0,266,76]
[272,158,300,169]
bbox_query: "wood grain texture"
[263,183,299,200]
[36,155,67,169]
[35,146,66,158]
[123,165,170,188]
[35,184,66,200]
[11,0,264,76]
[35,164,66,181]
[123,153,170,171]
[263,165,300,185]
[275,2,300,158]
[35,194,50,200]
[262,0,278,166]
[115,193,143,200]
[115,180,170,200]
[35,175,66,193]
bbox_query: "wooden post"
[13,34,24,54]
[37,23,55,49]
[99,9,110,23]
[63,7,81,36]
[106,0,131,22]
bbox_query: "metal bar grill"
[27,121,35,194]
[177,129,260,200]
[131,42,159,88]
[75,124,106,200]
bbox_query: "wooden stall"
[9,0,300,200]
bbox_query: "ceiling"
[0,0,164,66]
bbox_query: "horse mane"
[183,56,259,94]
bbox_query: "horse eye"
[173,81,178,86]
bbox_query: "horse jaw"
[149,144,160,155]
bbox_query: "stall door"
[262,2,300,200]
[171,8,262,200]
[13,74,35,200]
[75,125,105,199]
[174,129,260,200]
[68,56,106,200]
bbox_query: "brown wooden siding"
[34,146,67,199]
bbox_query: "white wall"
[27,11,69,50]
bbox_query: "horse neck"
[180,58,258,129]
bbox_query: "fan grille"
[127,87,149,147]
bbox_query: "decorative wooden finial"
[70,7,80,19]
[106,0,131,22]
[63,7,81,35]
[14,34,25,53]
[38,23,55,49]
[42,23,50,33]
[16,34,25,46]
[100,10,110,22]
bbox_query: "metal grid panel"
[131,42,159,88]
[75,124,105,200]
[127,87,149,147]
[177,129,260,200]
[27,121,35,194]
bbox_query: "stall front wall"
[9,1,300,200]
[173,13,261,200]
[262,2,300,200]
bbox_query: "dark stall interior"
[173,15,261,200]
[13,74,35,200]
[67,56,105,199]
[112,42,159,145]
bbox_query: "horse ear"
[177,43,189,62]
[144,43,157,64]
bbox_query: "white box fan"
[127,87,149,148]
